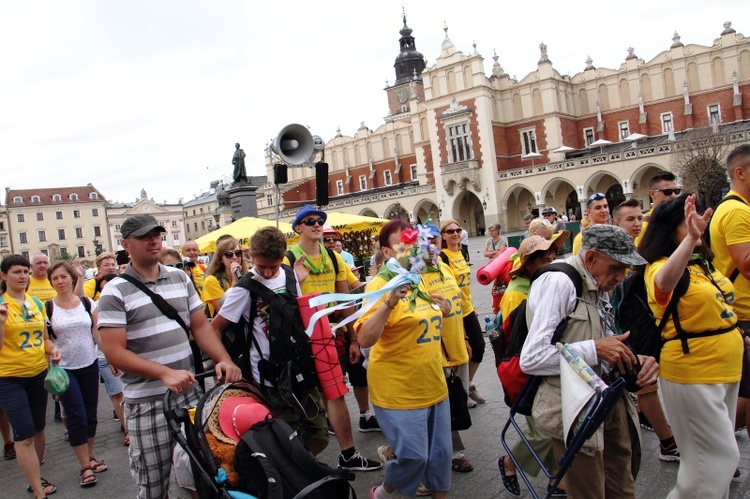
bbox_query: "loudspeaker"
[272,124,315,165]
[273,164,288,184]
[315,162,329,206]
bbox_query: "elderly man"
[181,240,207,298]
[520,225,659,498]
[28,253,56,301]
[98,214,241,498]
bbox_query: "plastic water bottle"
[484,314,499,341]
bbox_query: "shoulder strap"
[704,194,747,251]
[439,250,450,266]
[117,274,190,336]
[532,262,584,299]
[326,248,339,277]
[44,300,56,339]
[30,296,44,315]
[285,249,296,267]
[80,296,92,318]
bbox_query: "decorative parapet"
[438,159,481,195]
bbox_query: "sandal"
[123,431,130,447]
[498,456,521,497]
[80,467,97,488]
[89,456,108,473]
[25,478,57,495]
[451,456,474,473]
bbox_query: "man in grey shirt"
[98,214,241,499]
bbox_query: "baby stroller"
[164,379,356,499]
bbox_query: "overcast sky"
[1,1,747,205]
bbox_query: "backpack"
[703,194,748,282]
[44,296,93,340]
[234,418,354,499]
[496,263,583,415]
[225,266,320,414]
[612,268,689,361]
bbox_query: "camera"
[611,355,642,392]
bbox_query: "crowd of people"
[1,144,749,499]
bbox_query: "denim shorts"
[98,358,124,397]
[0,371,48,441]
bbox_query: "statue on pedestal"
[232,143,247,183]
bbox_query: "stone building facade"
[106,189,186,252]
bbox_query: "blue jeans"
[59,360,100,447]
[373,398,452,496]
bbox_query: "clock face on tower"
[397,89,409,104]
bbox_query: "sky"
[1,0,748,205]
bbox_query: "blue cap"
[292,204,327,229]
[425,224,441,238]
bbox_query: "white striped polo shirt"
[98,264,203,402]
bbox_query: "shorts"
[341,337,368,387]
[265,387,328,451]
[633,380,659,396]
[125,387,201,499]
[99,358,124,397]
[0,371,48,441]
[373,398,452,496]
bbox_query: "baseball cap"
[292,204,327,229]
[120,214,166,239]
[581,225,647,266]
[509,232,570,277]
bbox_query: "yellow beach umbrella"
[324,212,390,235]
[195,217,295,254]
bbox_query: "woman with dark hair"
[440,219,486,408]
[639,193,743,498]
[0,255,61,498]
[356,219,452,499]
[203,237,247,317]
[47,261,106,487]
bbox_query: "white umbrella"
[624,133,648,141]
[521,152,543,166]
[588,139,613,148]
[551,145,576,153]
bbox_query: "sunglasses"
[224,250,243,259]
[588,192,606,202]
[166,262,185,270]
[323,237,339,243]
[443,228,462,235]
[653,188,681,196]
[301,218,326,227]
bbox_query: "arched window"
[89,192,98,200]
[663,67,675,96]
[31,195,40,203]
[69,193,78,201]
[640,73,652,101]
[13,196,23,205]
[52,194,62,202]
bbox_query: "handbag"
[441,341,472,431]
[44,363,69,397]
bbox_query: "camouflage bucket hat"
[581,225,647,266]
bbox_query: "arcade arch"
[503,184,536,231]
[540,177,577,219]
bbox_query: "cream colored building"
[107,189,186,251]
[260,19,750,234]
[0,205,10,259]
[4,184,110,264]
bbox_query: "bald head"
[182,241,200,262]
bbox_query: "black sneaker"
[3,442,15,460]
[113,410,119,422]
[327,418,335,436]
[359,413,381,433]
[338,451,382,471]
[658,441,680,462]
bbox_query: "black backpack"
[612,268,689,361]
[223,266,320,414]
[45,296,93,340]
[496,263,583,415]
[234,418,355,499]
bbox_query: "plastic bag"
[44,364,69,397]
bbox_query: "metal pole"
[275,184,280,228]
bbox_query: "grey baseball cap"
[121,214,166,239]
[581,224,647,266]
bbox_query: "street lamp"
[92,239,102,256]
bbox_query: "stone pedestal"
[227,182,259,220]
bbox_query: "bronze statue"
[232,143,247,183]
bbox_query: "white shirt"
[460,229,469,245]
[218,268,302,386]
[519,263,611,376]
[51,298,99,370]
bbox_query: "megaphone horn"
[272,124,315,166]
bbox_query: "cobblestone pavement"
[2,236,749,498]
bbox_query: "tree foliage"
[671,126,730,209]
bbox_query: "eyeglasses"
[224,250,243,259]
[443,228,462,235]
[301,218,326,227]
[588,192,606,202]
[323,237,339,243]
[653,188,681,196]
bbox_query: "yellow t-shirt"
[441,248,474,316]
[0,294,49,378]
[571,232,583,256]
[83,278,100,301]
[499,276,531,322]
[634,209,652,248]
[283,245,347,296]
[191,263,207,300]
[202,274,229,317]
[708,190,750,321]
[343,265,360,287]
[354,276,447,410]
[645,259,743,384]
[423,263,468,367]
[28,276,56,302]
